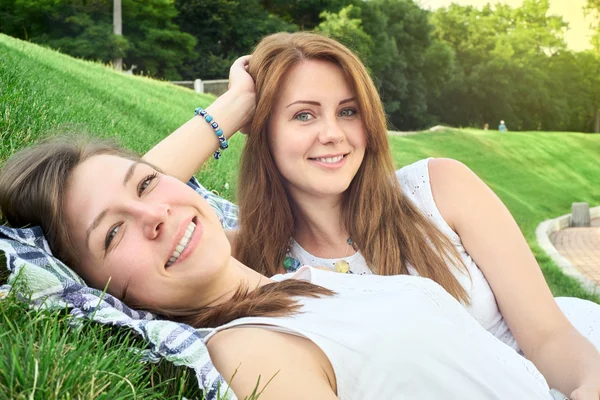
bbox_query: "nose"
[318,115,345,145]
[130,202,171,239]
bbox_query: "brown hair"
[163,279,333,329]
[0,135,138,270]
[0,135,333,327]
[236,32,470,303]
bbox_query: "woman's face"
[268,59,366,200]
[63,154,231,311]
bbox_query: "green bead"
[283,257,295,269]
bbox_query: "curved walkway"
[536,206,600,293]
[551,218,600,286]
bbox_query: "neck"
[200,257,274,308]
[289,192,352,259]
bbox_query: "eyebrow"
[84,161,139,248]
[285,97,356,108]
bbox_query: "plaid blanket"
[0,177,240,400]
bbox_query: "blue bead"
[218,136,226,143]
[213,150,221,159]
[220,141,229,150]
[205,115,213,123]
[211,121,218,129]
[214,128,224,137]
[194,107,203,116]
[199,109,207,117]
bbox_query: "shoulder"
[207,327,336,399]
[428,158,474,185]
[428,158,488,228]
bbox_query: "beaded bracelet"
[194,107,229,160]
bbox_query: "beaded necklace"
[283,238,355,274]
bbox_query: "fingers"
[232,55,251,70]
[228,55,252,90]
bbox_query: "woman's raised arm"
[143,56,255,182]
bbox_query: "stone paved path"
[551,218,600,285]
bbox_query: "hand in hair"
[228,55,255,135]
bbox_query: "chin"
[312,181,353,197]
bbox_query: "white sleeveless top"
[205,267,551,400]
[290,158,520,351]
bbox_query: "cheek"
[269,120,313,159]
[101,243,149,294]
[348,121,367,147]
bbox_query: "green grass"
[0,290,203,400]
[388,128,600,299]
[1,33,599,397]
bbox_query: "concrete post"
[113,0,122,72]
[572,202,591,227]
[194,79,204,93]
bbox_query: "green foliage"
[3,0,599,131]
[316,4,373,63]
[585,0,600,53]
[175,0,297,80]
[262,0,357,29]
[427,0,596,131]
[0,0,197,80]
[359,0,451,130]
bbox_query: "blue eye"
[294,112,313,122]
[138,172,157,196]
[105,224,120,250]
[339,108,356,118]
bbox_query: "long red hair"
[236,32,470,303]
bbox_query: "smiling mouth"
[309,154,348,163]
[166,220,196,267]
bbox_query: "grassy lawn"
[388,128,600,300]
[1,34,599,398]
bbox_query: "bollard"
[571,202,591,227]
[194,79,204,93]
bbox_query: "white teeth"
[166,221,196,267]
[314,155,344,163]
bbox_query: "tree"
[585,0,600,131]
[0,0,196,80]
[429,0,570,130]
[175,0,297,79]
[316,4,373,64]
[262,0,357,29]
[358,0,452,130]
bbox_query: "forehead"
[279,59,353,99]
[65,154,134,227]
[70,154,134,192]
